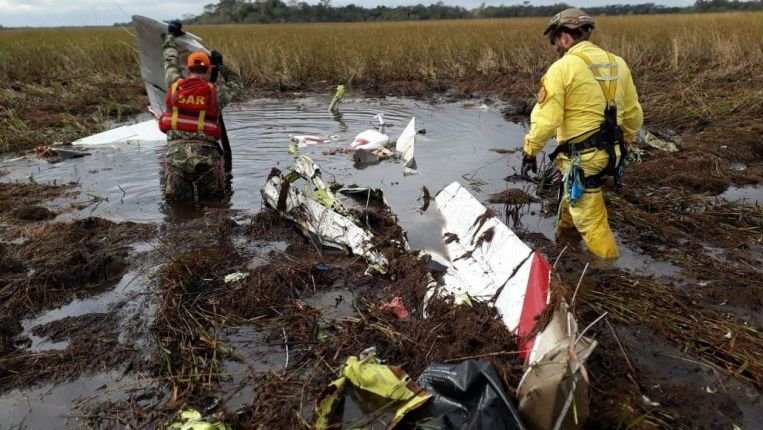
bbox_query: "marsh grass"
[3,14,761,84]
[1,13,762,151]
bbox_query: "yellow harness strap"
[197,110,206,133]
[571,51,618,106]
[197,83,215,134]
[170,80,181,130]
[569,50,624,177]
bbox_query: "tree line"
[188,0,763,24]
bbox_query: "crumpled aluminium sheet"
[261,155,388,269]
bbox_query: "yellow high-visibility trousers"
[556,148,619,259]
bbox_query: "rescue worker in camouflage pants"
[521,8,643,259]
[160,20,242,201]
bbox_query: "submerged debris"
[419,186,432,213]
[488,188,539,205]
[35,145,91,163]
[490,148,518,155]
[9,205,56,221]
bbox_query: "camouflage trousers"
[164,140,226,201]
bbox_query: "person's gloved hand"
[521,151,538,177]
[210,50,223,67]
[168,20,184,37]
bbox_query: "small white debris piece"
[351,129,389,150]
[224,272,249,284]
[641,395,661,407]
[395,117,417,176]
[289,134,338,147]
[373,112,385,127]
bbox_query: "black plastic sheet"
[414,360,526,430]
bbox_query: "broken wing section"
[433,182,536,311]
[73,119,166,147]
[132,15,208,117]
[431,182,596,429]
[74,16,208,147]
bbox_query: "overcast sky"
[0,1,696,28]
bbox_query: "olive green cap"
[544,8,595,43]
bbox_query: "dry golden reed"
[1,12,762,152]
[2,13,761,86]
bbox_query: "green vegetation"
[189,0,763,24]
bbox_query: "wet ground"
[1,96,762,429]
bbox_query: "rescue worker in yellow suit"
[521,8,643,259]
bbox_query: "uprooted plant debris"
[0,216,155,385]
[0,181,74,220]
[520,221,763,430]
[73,209,526,429]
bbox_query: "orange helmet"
[186,52,210,68]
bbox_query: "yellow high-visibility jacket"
[523,41,643,157]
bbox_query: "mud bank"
[59,208,524,428]
[0,209,155,388]
[1,94,762,429]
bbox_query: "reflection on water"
[0,371,137,429]
[721,185,763,205]
[407,200,450,257]
[3,96,696,270]
[0,97,529,249]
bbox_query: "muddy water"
[2,98,530,226]
[1,97,651,256]
[2,97,543,251]
[722,184,763,205]
[0,371,137,429]
[19,268,150,352]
